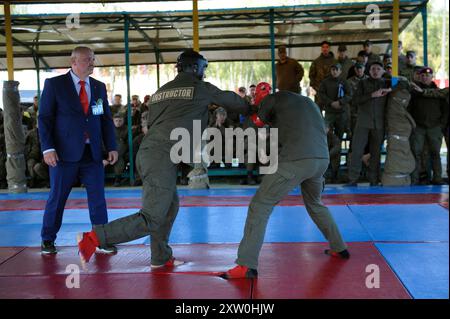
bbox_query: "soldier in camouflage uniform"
[347,62,391,186]
[110,94,125,116]
[222,83,349,279]
[276,45,305,94]
[363,40,381,66]
[130,121,148,187]
[25,127,49,187]
[348,63,369,136]
[319,63,353,181]
[111,113,129,187]
[419,87,449,181]
[398,41,407,71]
[347,51,369,79]
[336,44,354,81]
[326,125,342,183]
[77,49,250,268]
[25,96,39,130]
[309,41,338,109]
[409,68,448,185]
[399,51,417,83]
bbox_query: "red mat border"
[0,193,448,211]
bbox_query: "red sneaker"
[151,257,185,269]
[220,265,258,279]
[77,231,100,268]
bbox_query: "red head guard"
[254,82,272,106]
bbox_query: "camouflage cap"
[331,63,342,70]
[369,61,384,69]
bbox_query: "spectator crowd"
[1,39,448,188]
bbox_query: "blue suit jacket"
[38,72,117,162]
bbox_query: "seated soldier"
[112,113,129,187]
[131,121,148,186]
[110,94,124,116]
[25,126,49,188]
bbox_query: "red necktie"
[79,80,89,115]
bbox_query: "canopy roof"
[0,0,428,70]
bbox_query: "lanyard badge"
[92,98,104,115]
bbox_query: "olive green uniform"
[399,63,416,83]
[347,74,369,137]
[310,53,338,108]
[276,57,305,94]
[25,105,38,130]
[25,128,49,186]
[112,125,129,177]
[94,72,250,265]
[327,128,342,182]
[409,82,448,183]
[398,54,407,72]
[337,57,354,81]
[348,77,388,184]
[421,87,449,179]
[236,91,347,269]
[318,76,353,139]
[110,103,125,117]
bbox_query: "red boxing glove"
[250,113,265,128]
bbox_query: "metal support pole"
[124,15,135,184]
[421,5,428,66]
[391,0,400,77]
[269,9,276,93]
[156,50,161,89]
[33,55,41,107]
[193,0,199,51]
[5,2,14,81]
[33,25,43,106]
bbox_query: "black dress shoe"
[41,241,57,255]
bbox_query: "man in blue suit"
[38,46,118,255]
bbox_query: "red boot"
[151,257,185,269]
[77,231,100,267]
[325,249,350,259]
[220,265,258,279]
